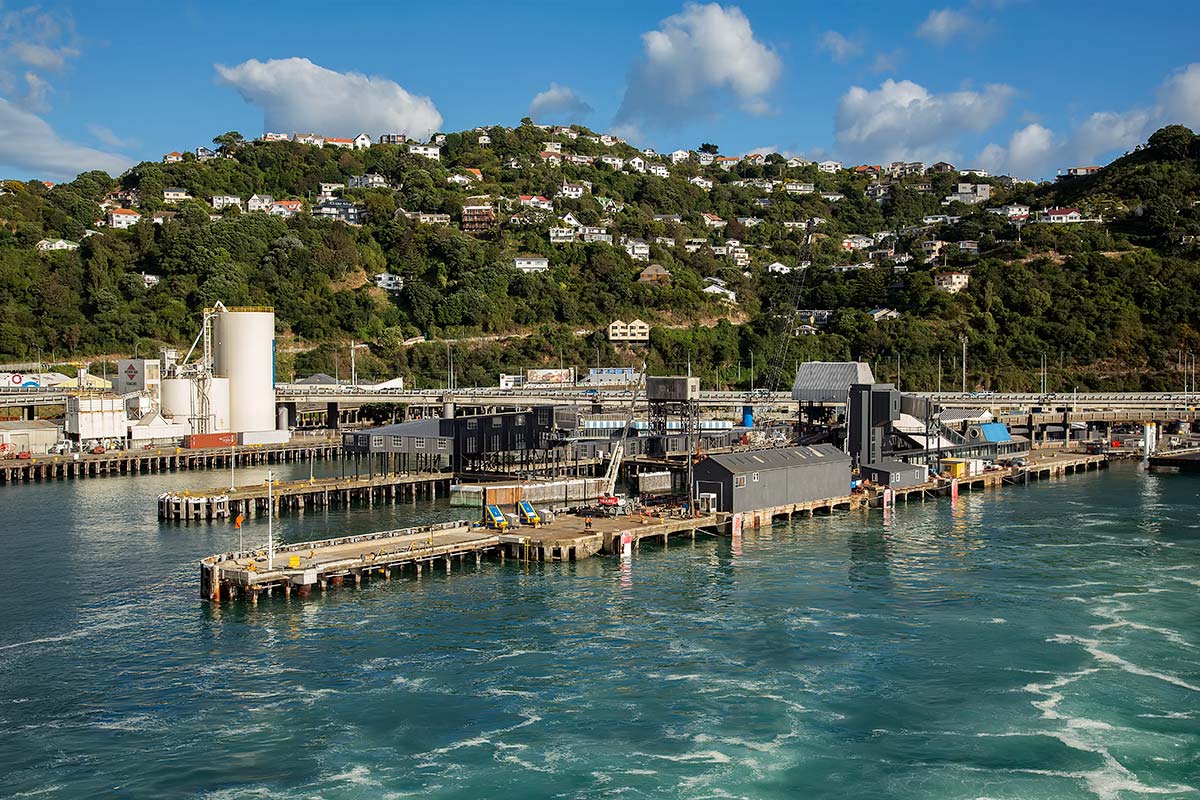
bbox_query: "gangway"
[517,500,540,526]
[484,504,508,530]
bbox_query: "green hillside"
[3,122,1200,391]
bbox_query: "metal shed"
[0,420,61,454]
[860,460,927,489]
[791,362,876,404]
[692,444,851,513]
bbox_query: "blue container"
[741,405,754,428]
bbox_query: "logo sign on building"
[125,364,138,381]
[526,368,574,385]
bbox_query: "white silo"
[160,377,192,423]
[160,375,231,433]
[213,307,276,434]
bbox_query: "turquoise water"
[1,462,1198,799]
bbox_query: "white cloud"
[1158,63,1200,129]
[0,97,129,178]
[977,62,1200,178]
[86,123,136,150]
[819,31,860,63]
[614,2,781,133]
[215,57,442,139]
[9,41,77,71]
[834,78,1014,163]
[917,8,976,44]
[528,82,593,122]
[871,50,902,73]
[22,70,48,111]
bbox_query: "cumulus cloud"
[1158,63,1200,129]
[614,2,781,134]
[0,97,130,178]
[978,62,1200,178]
[528,82,593,122]
[917,8,976,44]
[834,78,1014,163]
[819,31,861,63]
[215,57,442,139]
[9,41,77,71]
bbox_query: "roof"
[979,422,1012,443]
[1047,207,1081,214]
[295,373,340,385]
[862,460,923,474]
[0,419,59,432]
[703,444,849,475]
[791,361,875,403]
[359,419,443,439]
[110,208,139,215]
[938,408,992,424]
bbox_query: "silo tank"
[214,308,276,434]
[160,378,195,424]
[204,377,231,433]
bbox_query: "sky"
[4,0,1200,181]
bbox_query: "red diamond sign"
[125,365,137,380]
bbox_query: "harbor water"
[2,462,1199,798]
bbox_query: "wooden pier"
[160,471,452,521]
[1,439,341,485]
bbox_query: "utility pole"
[960,334,968,394]
[937,352,942,394]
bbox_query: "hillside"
[3,122,1200,391]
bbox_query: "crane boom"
[601,363,645,500]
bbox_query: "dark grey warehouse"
[692,445,851,513]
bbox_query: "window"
[490,434,501,451]
[492,417,502,427]
[391,436,402,448]
[357,435,369,447]
[734,475,747,489]
[467,419,478,430]
[415,437,425,450]
[371,436,383,449]
[437,439,448,450]
[466,436,478,452]
[752,472,760,482]
[515,434,526,449]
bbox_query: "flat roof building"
[692,445,850,513]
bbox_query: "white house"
[107,208,141,229]
[821,192,845,202]
[715,156,740,171]
[247,194,274,213]
[766,261,792,274]
[162,151,182,163]
[541,141,562,153]
[477,133,491,144]
[270,200,302,217]
[513,254,550,273]
[260,132,290,142]
[697,152,716,165]
[599,155,625,169]
[702,213,727,228]
[353,133,373,149]
[36,238,79,251]
[162,187,191,203]
[549,227,576,243]
[785,182,815,194]
[702,280,737,303]
[447,174,473,186]
[818,160,842,173]
[325,137,354,149]
[408,144,441,160]
[648,163,670,178]
[1040,207,1084,224]
[518,195,553,211]
[944,183,991,205]
[142,272,161,288]
[374,272,404,292]
[935,272,970,293]
[669,149,691,164]
[349,173,388,189]
[211,195,242,210]
[842,234,875,251]
[737,216,764,227]
[626,156,646,173]
[556,183,585,200]
[988,203,1030,221]
[319,182,345,197]
[539,150,563,165]
[689,176,713,191]
[293,133,324,147]
[623,238,650,261]
[787,157,812,168]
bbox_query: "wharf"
[1147,449,1200,473]
[200,512,721,602]
[160,471,451,521]
[1,438,340,485]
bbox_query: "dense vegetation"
[3,122,1200,391]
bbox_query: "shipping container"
[184,432,238,449]
[239,430,291,446]
[941,459,968,479]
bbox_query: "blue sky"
[7,0,1200,180]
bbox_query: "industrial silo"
[213,307,276,434]
[161,376,230,433]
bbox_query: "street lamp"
[960,334,968,395]
[350,341,368,387]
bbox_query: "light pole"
[960,334,968,394]
[230,442,236,490]
[266,469,275,569]
[350,341,368,387]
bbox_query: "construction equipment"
[598,362,645,506]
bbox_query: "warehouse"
[860,460,927,489]
[342,419,453,473]
[692,445,851,513]
[791,361,875,405]
[0,420,61,454]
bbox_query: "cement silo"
[161,376,230,433]
[213,307,276,434]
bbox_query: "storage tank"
[160,376,230,433]
[213,307,275,433]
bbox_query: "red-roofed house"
[107,208,141,229]
[702,213,727,228]
[163,152,182,163]
[1040,207,1083,224]
[538,151,562,165]
[325,137,354,150]
[519,195,553,211]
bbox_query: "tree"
[213,131,245,152]
[699,143,719,155]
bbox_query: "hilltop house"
[162,187,191,203]
[408,144,441,160]
[1040,207,1084,224]
[162,152,182,163]
[325,137,354,149]
[935,272,970,293]
[211,195,242,210]
[36,238,79,251]
[270,200,302,217]
[353,133,373,149]
[623,238,650,261]
[313,198,362,225]
[637,264,672,284]
[702,213,726,228]
[247,194,274,212]
[689,176,713,191]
